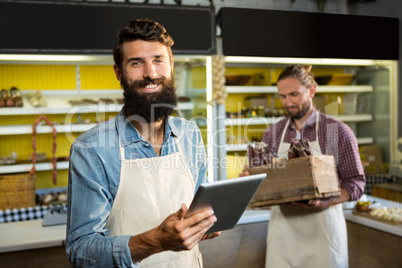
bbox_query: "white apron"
[106,135,203,268]
[266,113,348,268]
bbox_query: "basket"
[0,173,36,210]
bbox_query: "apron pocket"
[124,202,182,235]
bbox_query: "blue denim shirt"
[66,108,208,267]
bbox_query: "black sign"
[0,1,215,55]
[218,7,399,60]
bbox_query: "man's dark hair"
[113,18,174,71]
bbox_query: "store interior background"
[0,1,401,267]
[0,0,401,195]
[187,0,402,138]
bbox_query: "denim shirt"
[66,109,208,267]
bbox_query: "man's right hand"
[239,165,250,177]
[128,204,218,263]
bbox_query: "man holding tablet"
[66,19,220,267]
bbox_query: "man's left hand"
[284,189,351,210]
[286,198,332,210]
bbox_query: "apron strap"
[279,118,291,145]
[315,112,320,142]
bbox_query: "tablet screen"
[186,173,266,234]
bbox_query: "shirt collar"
[115,108,177,147]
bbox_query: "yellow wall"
[0,65,76,90]
[0,64,120,189]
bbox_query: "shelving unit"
[0,89,195,136]
[0,55,213,185]
[217,56,395,180]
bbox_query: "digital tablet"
[186,173,266,234]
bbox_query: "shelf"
[0,90,195,116]
[226,137,373,152]
[0,161,69,174]
[357,137,374,145]
[226,144,248,152]
[226,85,373,94]
[0,124,97,135]
[330,114,373,122]
[224,114,372,126]
[225,117,285,126]
[226,86,277,94]
[316,85,373,93]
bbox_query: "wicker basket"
[0,173,36,210]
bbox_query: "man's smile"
[141,83,160,92]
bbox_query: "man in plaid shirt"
[243,65,365,268]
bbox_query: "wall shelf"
[226,85,373,94]
[0,124,98,135]
[224,114,372,127]
[0,90,195,116]
[225,137,374,152]
[225,117,285,126]
[0,161,69,174]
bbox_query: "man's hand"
[284,198,333,210]
[239,165,250,177]
[129,204,220,263]
[283,189,351,210]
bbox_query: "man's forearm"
[128,227,163,264]
[330,188,351,206]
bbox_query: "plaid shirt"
[261,108,365,201]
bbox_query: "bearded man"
[66,18,220,268]
[241,65,365,268]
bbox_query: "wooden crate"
[248,155,340,207]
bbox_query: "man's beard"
[286,100,310,120]
[121,74,177,123]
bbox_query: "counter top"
[0,220,65,253]
[1,195,400,254]
[342,195,402,237]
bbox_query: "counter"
[342,195,402,237]
[0,196,400,267]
